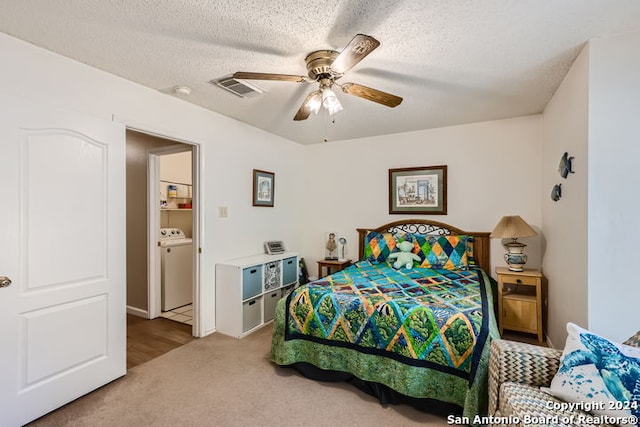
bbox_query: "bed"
[269,219,500,419]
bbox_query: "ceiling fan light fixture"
[308,91,322,114]
[322,87,343,115]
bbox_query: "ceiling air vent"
[211,77,264,98]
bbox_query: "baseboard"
[546,335,555,349]
[127,305,148,318]
[203,327,216,337]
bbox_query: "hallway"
[126,314,194,369]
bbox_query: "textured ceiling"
[2,0,640,145]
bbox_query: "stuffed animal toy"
[387,240,421,269]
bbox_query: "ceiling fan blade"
[233,72,307,82]
[330,34,380,75]
[293,91,319,121]
[341,83,403,107]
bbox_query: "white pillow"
[542,322,640,419]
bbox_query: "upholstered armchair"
[488,331,640,427]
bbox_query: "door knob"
[0,276,12,288]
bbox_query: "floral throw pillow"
[542,322,640,420]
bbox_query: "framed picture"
[389,165,447,215]
[252,169,275,207]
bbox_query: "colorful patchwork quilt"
[270,260,499,419]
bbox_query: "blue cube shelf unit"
[215,252,298,338]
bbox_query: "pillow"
[363,231,396,263]
[542,322,640,419]
[466,236,477,267]
[406,233,469,270]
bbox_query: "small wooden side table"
[317,259,352,278]
[496,267,544,344]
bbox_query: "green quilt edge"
[270,292,497,419]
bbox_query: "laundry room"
[158,150,194,325]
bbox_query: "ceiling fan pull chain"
[323,110,329,142]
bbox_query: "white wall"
[587,30,640,343]
[541,29,640,347]
[0,33,305,336]
[301,116,543,277]
[541,46,589,348]
[160,151,193,185]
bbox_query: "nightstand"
[317,259,352,278]
[495,267,544,344]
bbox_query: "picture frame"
[389,165,447,215]
[252,169,275,207]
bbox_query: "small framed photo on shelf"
[253,169,275,207]
[389,165,447,215]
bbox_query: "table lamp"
[338,237,347,260]
[491,215,537,271]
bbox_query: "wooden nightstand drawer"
[499,274,538,286]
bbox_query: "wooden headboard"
[356,219,491,272]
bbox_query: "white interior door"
[0,95,126,426]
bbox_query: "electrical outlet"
[218,206,228,218]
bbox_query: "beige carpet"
[29,324,450,426]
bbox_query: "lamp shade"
[322,87,343,115]
[490,215,537,239]
[307,91,322,114]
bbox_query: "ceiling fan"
[233,34,403,121]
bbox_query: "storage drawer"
[282,257,297,285]
[242,296,262,332]
[500,274,538,286]
[242,265,263,300]
[263,290,280,322]
[263,261,282,291]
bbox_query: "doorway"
[151,145,194,326]
[125,130,200,346]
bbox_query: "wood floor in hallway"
[126,314,195,369]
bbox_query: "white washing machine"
[160,228,193,311]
